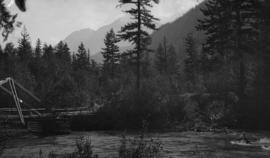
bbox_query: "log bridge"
[0,77,71,135]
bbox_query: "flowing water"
[1,131,270,158]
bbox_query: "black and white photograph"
[1,0,270,157]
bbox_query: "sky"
[2,0,203,45]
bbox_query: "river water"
[1,131,270,158]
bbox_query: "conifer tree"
[0,45,4,77]
[0,45,3,56]
[197,0,260,97]
[260,0,270,53]
[35,38,42,58]
[55,41,65,57]
[39,44,59,103]
[254,0,270,105]
[17,27,32,62]
[3,43,16,74]
[232,0,259,98]
[73,43,90,71]
[55,41,71,64]
[42,44,54,59]
[4,43,16,56]
[154,37,177,75]
[259,1,270,67]
[101,29,120,78]
[64,43,71,63]
[118,0,159,90]
[197,0,233,57]
[43,42,75,108]
[155,37,168,74]
[167,44,177,75]
[29,38,42,80]
[184,33,197,83]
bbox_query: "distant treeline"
[1,0,270,131]
[0,28,100,109]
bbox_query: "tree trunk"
[236,5,246,100]
[136,0,141,91]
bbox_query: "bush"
[46,137,98,158]
[119,134,163,158]
[182,92,237,131]
[94,76,185,130]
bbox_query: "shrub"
[47,137,98,158]
[119,134,163,158]
[95,76,185,130]
[74,137,97,158]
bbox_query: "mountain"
[65,1,206,63]
[91,45,131,63]
[102,2,205,64]
[150,1,206,63]
[64,28,95,52]
[64,17,130,60]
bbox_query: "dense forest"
[1,0,270,131]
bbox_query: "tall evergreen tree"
[184,33,197,83]
[155,37,168,74]
[197,0,233,57]
[259,0,270,72]
[73,43,90,71]
[197,0,260,97]
[101,29,120,78]
[17,27,32,62]
[4,43,16,56]
[167,44,177,75]
[154,37,177,75]
[72,43,97,107]
[43,41,75,108]
[55,41,71,64]
[2,43,17,78]
[1,43,15,77]
[0,45,3,56]
[254,0,270,109]
[39,44,59,104]
[0,45,4,77]
[231,0,259,98]
[29,38,42,80]
[35,38,42,58]
[42,44,54,59]
[260,0,270,54]
[118,0,159,90]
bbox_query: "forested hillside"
[150,1,205,62]
[1,0,270,131]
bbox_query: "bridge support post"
[8,78,25,125]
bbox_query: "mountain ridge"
[63,16,130,56]
[64,1,206,63]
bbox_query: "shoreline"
[2,130,270,158]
